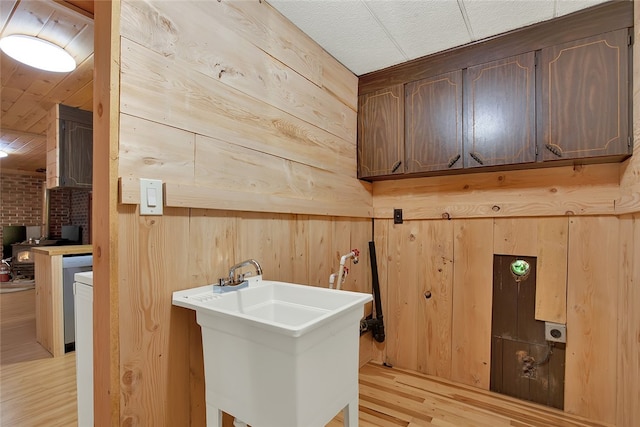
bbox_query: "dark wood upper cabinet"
[357,84,404,178]
[464,53,536,168]
[540,29,630,161]
[405,70,463,173]
[47,104,93,189]
[356,2,632,180]
[59,105,93,188]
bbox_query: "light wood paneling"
[93,1,121,425]
[119,1,354,143]
[32,245,92,357]
[383,219,454,378]
[372,219,389,365]
[386,221,420,370]
[493,217,569,323]
[565,217,618,424]
[118,207,375,424]
[118,207,192,426]
[33,251,64,357]
[615,4,640,215]
[616,214,640,426]
[418,220,454,378]
[535,218,569,323]
[373,163,619,219]
[118,114,195,181]
[117,0,368,218]
[451,219,494,389]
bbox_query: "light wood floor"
[0,289,78,427]
[1,289,609,427]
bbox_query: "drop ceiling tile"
[462,0,555,41]
[554,0,608,17]
[269,0,406,75]
[365,0,473,61]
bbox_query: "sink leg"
[343,397,358,426]
[206,404,223,427]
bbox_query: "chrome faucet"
[221,259,263,286]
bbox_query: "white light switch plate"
[140,178,163,215]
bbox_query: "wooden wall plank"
[493,217,569,323]
[93,2,121,425]
[118,114,195,181]
[373,163,619,219]
[306,216,333,287]
[160,181,372,219]
[204,0,324,89]
[493,218,538,256]
[193,134,370,215]
[372,219,390,364]
[616,3,640,215]
[418,220,454,379]
[385,221,420,370]
[119,0,355,144]
[565,217,618,424]
[451,219,494,389]
[616,214,640,426]
[236,212,296,282]
[187,209,237,286]
[535,218,569,323]
[118,37,357,177]
[119,207,192,426]
[320,49,359,112]
[292,215,309,285]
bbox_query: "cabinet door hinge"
[535,143,538,156]
[629,33,634,46]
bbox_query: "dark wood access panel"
[490,255,566,410]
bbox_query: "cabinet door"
[540,29,630,160]
[357,85,404,178]
[464,52,536,168]
[405,71,463,172]
[59,105,93,188]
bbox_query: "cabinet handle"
[447,154,461,168]
[391,161,402,173]
[545,144,563,157]
[469,152,484,165]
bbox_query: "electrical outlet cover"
[140,178,163,215]
[544,321,566,343]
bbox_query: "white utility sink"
[172,276,372,427]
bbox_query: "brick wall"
[1,172,91,258]
[0,173,44,259]
[48,187,91,244]
[48,187,71,240]
[71,190,90,244]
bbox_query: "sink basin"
[173,276,371,337]
[172,277,372,427]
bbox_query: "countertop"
[31,245,92,256]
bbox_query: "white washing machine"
[74,271,93,427]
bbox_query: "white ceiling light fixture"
[0,151,8,158]
[0,34,76,72]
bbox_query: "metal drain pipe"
[360,241,385,343]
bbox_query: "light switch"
[140,178,163,215]
[147,187,157,207]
